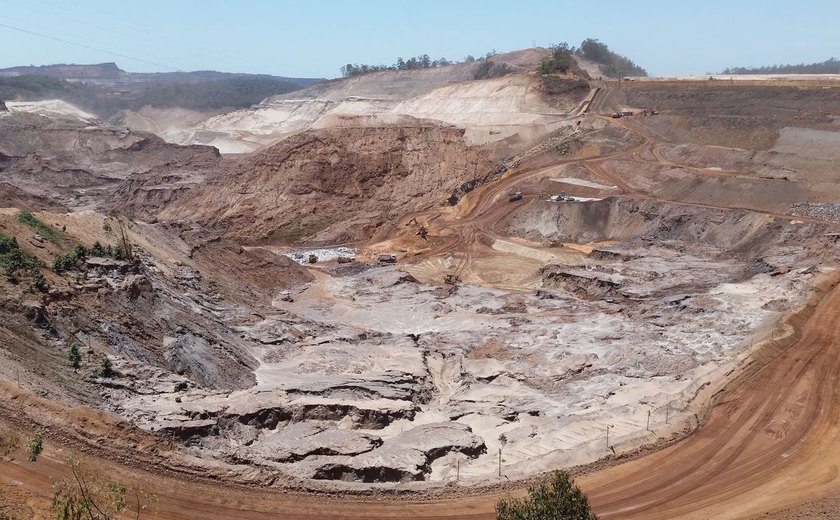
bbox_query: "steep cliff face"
[154,122,498,244]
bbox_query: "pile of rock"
[789,202,840,223]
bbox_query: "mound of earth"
[123,122,499,244]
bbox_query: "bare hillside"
[117,122,498,244]
[176,49,589,153]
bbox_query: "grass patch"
[16,211,65,244]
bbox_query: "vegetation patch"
[496,470,597,519]
[576,38,646,77]
[16,211,65,244]
[340,50,500,77]
[540,75,589,95]
[473,61,514,80]
[722,57,840,75]
[26,429,43,463]
[0,232,41,283]
[538,43,576,75]
[53,241,130,273]
[52,453,156,519]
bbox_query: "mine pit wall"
[618,82,840,150]
[612,78,840,89]
[146,124,501,245]
[501,197,840,264]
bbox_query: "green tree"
[576,38,646,77]
[579,38,611,63]
[99,357,114,379]
[68,343,82,372]
[72,244,88,262]
[538,56,555,75]
[90,242,105,257]
[27,429,43,463]
[496,471,597,520]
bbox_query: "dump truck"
[509,191,523,202]
[378,254,397,264]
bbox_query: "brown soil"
[147,123,499,245]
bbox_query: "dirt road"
[580,270,840,519]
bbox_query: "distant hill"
[0,62,323,87]
[0,63,324,117]
[721,58,840,75]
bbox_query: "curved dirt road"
[579,271,840,519]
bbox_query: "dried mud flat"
[2,72,840,520]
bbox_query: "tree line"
[537,38,647,78]
[340,50,500,77]
[722,57,840,75]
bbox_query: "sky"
[0,0,838,78]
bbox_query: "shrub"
[27,429,43,463]
[474,61,514,80]
[31,270,49,293]
[99,356,114,378]
[496,471,597,520]
[68,343,81,371]
[72,244,87,262]
[51,453,156,520]
[53,253,77,273]
[539,43,575,75]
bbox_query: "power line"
[0,21,179,71]
[15,0,318,77]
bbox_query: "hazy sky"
[0,0,837,78]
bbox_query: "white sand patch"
[550,177,617,190]
[5,99,97,122]
[283,246,356,265]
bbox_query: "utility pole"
[646,409,651,431]
[666,405,670,424]
[498,448,502,477]
[606,424,613,449]
[456,460,460,482]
